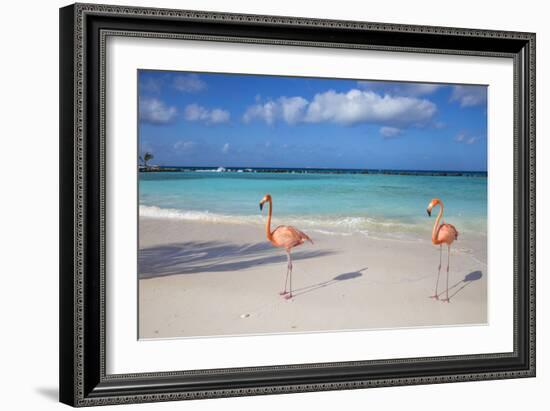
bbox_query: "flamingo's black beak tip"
[426,209,431,217]
[259,203,263,211]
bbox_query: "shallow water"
[139,170,487,241]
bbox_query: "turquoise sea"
[139,168,487,241]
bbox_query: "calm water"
[139,170,487,241]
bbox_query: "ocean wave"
[139,205,433,239]
[139,205,261,225]
[310,229,354,237]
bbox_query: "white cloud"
[173,74,207,93]
[357,81,442,97]
[455,132,478,144]
[139,98,177,124]
[140,77,163,93]
[209,108,231,124]
[243,89,436,128]
[184,104,230,124]
[450,85,487,107]
[173,140,197,151]
[380,126,402,138]
[280,97,309,124]
[222,143,230,153]
[243,96,308,125]
[409,84,443,95]
[243,101,278,125]
[305,89,436,126]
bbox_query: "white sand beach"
[138,217,487,339]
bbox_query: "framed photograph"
[59,3,536,407]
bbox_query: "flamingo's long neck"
[432,203,444,244]
[266,199,273,241]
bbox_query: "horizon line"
[144,165,488,173]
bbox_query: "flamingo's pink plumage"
[427,198,458,302]
[271,225,313,249]
[259,194,313,299]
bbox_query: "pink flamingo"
[259,194,313,299]
[426,198,459,302]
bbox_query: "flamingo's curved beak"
[259,202,264,211]
[426,209,432,217]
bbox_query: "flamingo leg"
[285,250,293,300]
[429,245,442,300]
[279,251,291,296]
[441,245,451,303]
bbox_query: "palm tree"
[140,152,154,168]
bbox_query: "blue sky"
[138,70,487,171]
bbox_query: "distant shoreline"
[139,166,487,177]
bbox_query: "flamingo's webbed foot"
[284,293,293,300]
[441,298,451,303]
[279,291,289,296]
[428,294,439,300]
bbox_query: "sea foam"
[139,205,429,240]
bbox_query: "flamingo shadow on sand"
[139,241,336,279]
[289,267,367,298]
[436,270,483,301]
